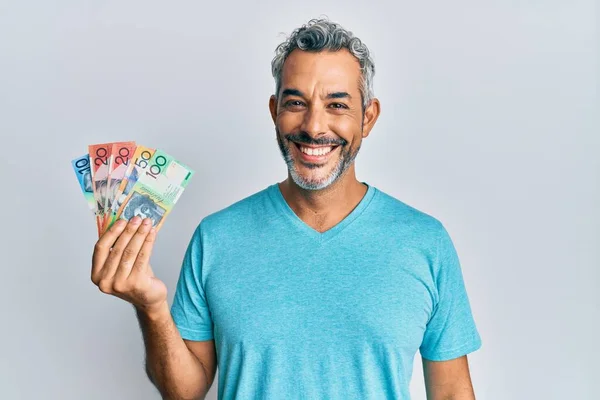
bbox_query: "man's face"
[133,204,152,221]
[269,49,378,190]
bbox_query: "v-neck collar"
[268,182,377,244]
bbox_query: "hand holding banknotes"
[91,215,167,315]
[72,142,194,237]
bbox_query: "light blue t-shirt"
[170,183,481,399]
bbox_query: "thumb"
[150,276,165,292]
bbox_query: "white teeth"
[299,146,333,156]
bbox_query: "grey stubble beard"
[276,129,361,191]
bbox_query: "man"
[91,18,482,400]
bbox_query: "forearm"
[136,302,208,400]
[426,384,475,400]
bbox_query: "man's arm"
[137,301,217,400]
[422,355,476,400]
[90,216,216,400]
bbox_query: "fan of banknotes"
[71,142,194,237]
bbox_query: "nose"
[300,105,327,138]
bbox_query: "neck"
[278,166,368,233]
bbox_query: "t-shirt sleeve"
[419,224,482,361]
[170,223,215,341]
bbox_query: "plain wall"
[1,1,597,399]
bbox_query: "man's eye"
[284,100,304,107]
[329,103,348,109]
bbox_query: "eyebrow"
[281,88,304,98]
[327,91,352,100]
[280,88,353,100]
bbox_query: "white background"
[0,1,597,399]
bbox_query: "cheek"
[331,118,362,142]
[277,113,303,133]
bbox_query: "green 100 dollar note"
[112,149,194,232]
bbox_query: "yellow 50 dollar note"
[105,145,155,232]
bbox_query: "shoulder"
[370,186,462,278]
[370,186,446,240]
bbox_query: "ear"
[269,95,278,124]
[361,98,381,139]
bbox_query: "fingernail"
[131,216,141,225]
[143,218,151,225]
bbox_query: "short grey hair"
[271,18,375,110]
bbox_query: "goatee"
[276,129,360,190]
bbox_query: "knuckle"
[98,280,113,294]
[112,280,129,294]
[110,245,124,257]
[137,250,147,260]
[122,247,137,259]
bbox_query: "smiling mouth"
[293,142,338,156]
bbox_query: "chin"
[290,165,341,191]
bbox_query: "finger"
[100,216,143,281]
[91,219,128,283]
[128,225,157,279]
[114,218,154,282]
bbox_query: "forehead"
[280,49,362,96]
